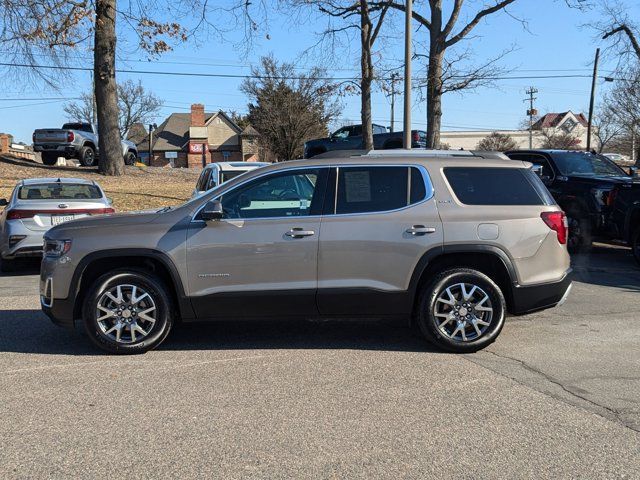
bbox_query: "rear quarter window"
[443,167,551,206]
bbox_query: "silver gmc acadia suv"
[41,150,572,354]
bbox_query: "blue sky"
[1,1,637,143]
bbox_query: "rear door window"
[334,166,429,214]
[443,167,549,206]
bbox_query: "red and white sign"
[189,143,206,154]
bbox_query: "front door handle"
[285,228,315,238]
[406,225,436,236]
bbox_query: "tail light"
[541,211,568,245]
[66,131,75,142]
[412,131,420,142]
[6,207,115,220]
[606,188,618,207]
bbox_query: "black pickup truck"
[303,124,427,158]
[505,150,640,264]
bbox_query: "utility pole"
[586,48,600,151]
[148,123,155,166]
[524,87,538,149]
[390,73,398,133]
[402,0,412,149]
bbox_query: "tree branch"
[603,24,640,60]
[445,0,517,47]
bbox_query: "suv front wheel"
[417,268,506,353]
[82,270,174,354]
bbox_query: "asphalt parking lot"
[0,245,639,478]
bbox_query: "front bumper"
[41,297,76,328]
[509,269,573,315]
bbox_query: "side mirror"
[0,199,7,207]
[201,200,223,222]
[629,166,638,177]
[106,197,113,205]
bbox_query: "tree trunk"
[425,49,443,149]
[94,0,124,175]
[360,0,374,151]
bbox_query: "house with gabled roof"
[137,104,264,168]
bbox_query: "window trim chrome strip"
[191,163,435,222]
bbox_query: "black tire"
[78,145,96,167]
[632,227,640,267]
[566,214,592,254]
[0,258,18,273]
[124,151,137,166]
[416,268,506,353]
[41,153,58,166]
[82,270,174,354]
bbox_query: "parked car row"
[4,148,637,356]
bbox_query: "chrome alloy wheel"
[96,284,157,344]
[433,283,493,342]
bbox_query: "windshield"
[551,152,627,177]
[18,183,102,200]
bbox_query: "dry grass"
[0,156,200,211]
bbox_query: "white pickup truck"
[33,122,138,167]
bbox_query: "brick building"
[138,104,263,168]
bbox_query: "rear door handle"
[285,228,315,238]
[406,225,436,236]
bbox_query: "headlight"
[44,239,72,257]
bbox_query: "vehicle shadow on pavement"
[0,258,41,276]
[163,319,438,353]
[571,245,640,292]
[0,310,437,355]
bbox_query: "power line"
[0,97,81,101]
[0,99,69,110]
[1,61,633,82]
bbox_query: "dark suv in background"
[505,150,640,263]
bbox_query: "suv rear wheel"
[79,146,96,167]
[417,268,506,353]
[82,270,174,354]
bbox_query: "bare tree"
[241,56,341,160]
[64,80,162,137]
[540,130,582,150]
[369,0,520,148]
[592,105,625,152]
[291,0,392,150]
[592,1,640,62]
[476,132,518,151]
[0,1,256,175]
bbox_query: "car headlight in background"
[44,239,72,258]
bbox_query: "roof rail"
[361,149,475,157]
